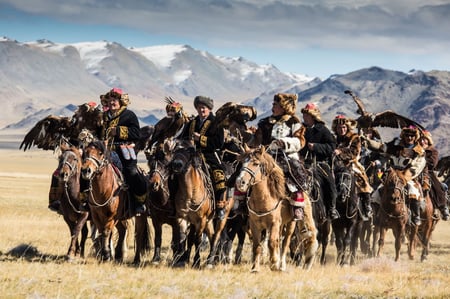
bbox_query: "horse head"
[148,158,169,193]
[383,167,408,204]
[169,139,196,174]
[58,144,82,183]
[81,140,107,180]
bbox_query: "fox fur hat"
[301,102,324,123]
[331,115,357,133]
[420,130,433,145]
[274,93,297,116]
[400,125,420,142]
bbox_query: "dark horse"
[141,155,179,265]
[374,167,408,261]
[332,162,363,266]
[81,141,128,262]
[57,143,90,260]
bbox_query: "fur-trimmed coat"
[335,131,372,193]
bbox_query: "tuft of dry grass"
[1,144,450,298]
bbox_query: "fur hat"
[105,88,130,107]
[274,93,297,116]
[400,125,420,142]
[331,115,357,133]
[194,95,214,110]
[301,102,323,123]
[421,130,433,145]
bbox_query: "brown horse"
[169,139,229,268]
[57,143,90,260]
[80,141,128,262]
[235,146,313,272]
[406,189,438,261]
[375,167,409,261]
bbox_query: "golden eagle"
[344,90,425,131]
[19,102,103,151]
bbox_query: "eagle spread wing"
[371,110,425,131]
[19,115,73,151]
[20,102,104,151]
[344,90,424,131]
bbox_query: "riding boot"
[215,189,226,220]
[360,192,373,221]
[410,199,422,226]
[329,194,339,220]
[48,173,61,212]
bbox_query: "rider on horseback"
[332,115,373,221]
[299,103,339,220]
[79,88,148,215]
[249,93,310,221]
[179,95,228,220]
[366,125,426,225]
[419,130,450,220]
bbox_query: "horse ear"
[260,145,266,154]
[243,143,250,152]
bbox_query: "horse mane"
[255,148,286,197]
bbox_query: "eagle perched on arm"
[215,102,257,144]
[19,102,104,151]
[344,89,425,132]
[143,97,191,158]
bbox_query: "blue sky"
[1,0,450,79]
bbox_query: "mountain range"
[2,37,450,154]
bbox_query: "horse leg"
[79,221,89,258]
[133,214,150,265]
[407,224,418,260]
[172,219,188,267]
[250,229,262,273]
[333,228,344,265]
[268,224,281,271]
[280,221,296,271]
[114,220,128,263]
[377,226,386,258]
[206,218,226,267]
[65,220,78,260]
[234,226,246,265]
[392,225,403,262]
[190,227,201,269]
[100,229,112,261]
[349,223,361,266]
[151,221,163,264]
[320,222,331,265]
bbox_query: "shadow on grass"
[1,243,68,263]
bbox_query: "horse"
[56,143,90,260]
[374,167,409,261]
[235,145,312,272]
[406,188,438,262]
[169,139,231,268]
[332,162,363,266]
[80,141,128,262]
[139,156,179,265]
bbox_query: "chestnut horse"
[81,141,128,262]
[235,146,315,272]
[374,167,409,261]
[169,139,232,268]
[57,143,89,260]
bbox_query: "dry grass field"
[1,136,450,298]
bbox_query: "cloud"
[2,0,450,77]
